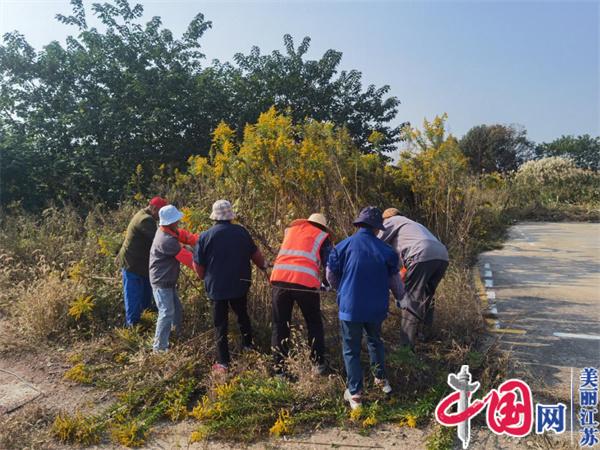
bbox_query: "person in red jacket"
[116,197,199,326]
[270,213,333,376]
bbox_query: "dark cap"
[353,206,385,231]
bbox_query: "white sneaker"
[375,378,392,394]
[343,389,362,410]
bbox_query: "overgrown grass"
[38,293,500,447]
[0,110,573,447]
[0,202,505,447]
[426,424,455,450]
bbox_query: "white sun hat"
[210,199,235,221]
[158,205,184,226]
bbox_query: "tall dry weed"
[433,264,484,343]
[0,404,54,450]
[13,266,78,342]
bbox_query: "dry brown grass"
[0,404,54,450]
[434,264,484,343]
[13,269,78,343]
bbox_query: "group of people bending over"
[116,197,448,410]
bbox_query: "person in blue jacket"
[326,206,404,410]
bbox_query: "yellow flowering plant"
[68,295,95,321]
[269,409,293,437]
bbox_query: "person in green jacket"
[116,197,168,326]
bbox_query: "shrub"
[396,115,510,262]
[514,156,600,206]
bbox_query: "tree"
[535,135,600,171]
[0,0,403,211]
[459,124,534,173]
[397,114,475,248]
[213,34,403,154]
[0,0,212,209]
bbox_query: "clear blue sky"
[1,0,598,143]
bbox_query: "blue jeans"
[340,320,386,395]
[152,287,183,351]
[122,269,154,326]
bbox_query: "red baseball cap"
[149,196,168,209]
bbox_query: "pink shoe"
[212,363,228,374]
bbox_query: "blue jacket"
[327,228,400,323]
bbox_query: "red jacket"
[159,226,199,269]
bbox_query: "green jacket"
[117,208,157,277]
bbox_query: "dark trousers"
[400,259,448,348]
[271,282,326,369]
[340,320,385,395]
[212,296,253,365]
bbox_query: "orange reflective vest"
[270,220,329,288]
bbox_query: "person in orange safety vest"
[270,213,333,376]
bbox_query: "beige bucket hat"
[210,199,236,221]
[307,213,328,229]
[382,208,401,219]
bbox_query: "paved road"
[479,222,600,398]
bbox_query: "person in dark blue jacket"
[326,206,404,410]
[193,200,267,373]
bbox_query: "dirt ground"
[1,336,570,450]
[0,337,432,449]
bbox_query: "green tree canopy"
[0,0,402,210]
[211,35,403,154]
[0,0,212,209]
[459,124,535,174]
[535,135,599,171]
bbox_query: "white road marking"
[485,279,494,288]
[485,270,493,278]
[484,263,491,269]
[553,332,600,341]
[486,290,496,300]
